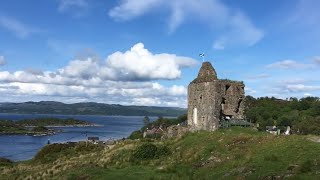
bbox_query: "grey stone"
[162,125,189,139]
[187,61,245,131]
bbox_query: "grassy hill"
[0,101,186,117]
[1,127,320,179]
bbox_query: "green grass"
[2,127,320,179]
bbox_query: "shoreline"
[24,124,103,128]
[0,124,103,136]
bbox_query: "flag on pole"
[199,53,205,62]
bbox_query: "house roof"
[88,137,99,140]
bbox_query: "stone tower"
[187,61,245,131]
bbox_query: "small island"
[0,117,96,136]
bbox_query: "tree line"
[245,96,320,135]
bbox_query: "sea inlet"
[0,114,157,161]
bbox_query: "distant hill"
[0,101,186,117]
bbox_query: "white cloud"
[0,43,195,107]
[213,12,264,49]
[0,16,38,39]
[286,84,320,93]
[109,0,162,21]
[213,42,225,50]
[304,93,313,97]
[0,80,189,107]
[109,0,264,49]
[244,87,256,95]
[246,73,270,80]
[266,60,313,69]
[280,78,310,84]
[57,0,89,17]
[58,0,88,12]
[288,0,320,27]
[102,43,197,81]
[0,56,5,66]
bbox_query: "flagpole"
[199,53,205,62]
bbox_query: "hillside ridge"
[0,101,186,116]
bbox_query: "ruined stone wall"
[219,80,245,119]
[188,81,220,131]
[187,61,245,131]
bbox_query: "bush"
[128,130,143,140]
[74,142,104,153]
[155,145,171,158]
[133,143,158,159]
[0,157,13,166]
[132,143,171,160]
[34,143,74,162]
[300,160,313,173]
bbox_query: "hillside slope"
[1,128,320,179]
[0,101,186,117]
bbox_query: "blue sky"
[0,0,320,107]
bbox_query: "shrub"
[34,143,74,162]
[74,142,104,153]
[128,130,143,140]
[132,143,171,160]
[155,145,171,158]
[0,157,13,166]
[133,143,157,159]
[300,160,313,173]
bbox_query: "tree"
[143,116,150,126]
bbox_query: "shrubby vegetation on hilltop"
[245,96,320,134]
[16,117,91,126]
[0,120,26,133]
[0,117,92,134]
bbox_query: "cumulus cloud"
[266,60,313,69]
[109,0,264,49]
[55,43,197,81]
[103,43,197,81]
[0,56,5,66]
[0,80,189,107]
[0,43,197,83]
[0,43,196,107]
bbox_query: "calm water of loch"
[0,114,157,161]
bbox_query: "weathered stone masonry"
[187,61,245,131]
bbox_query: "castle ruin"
[187,61,245,131]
